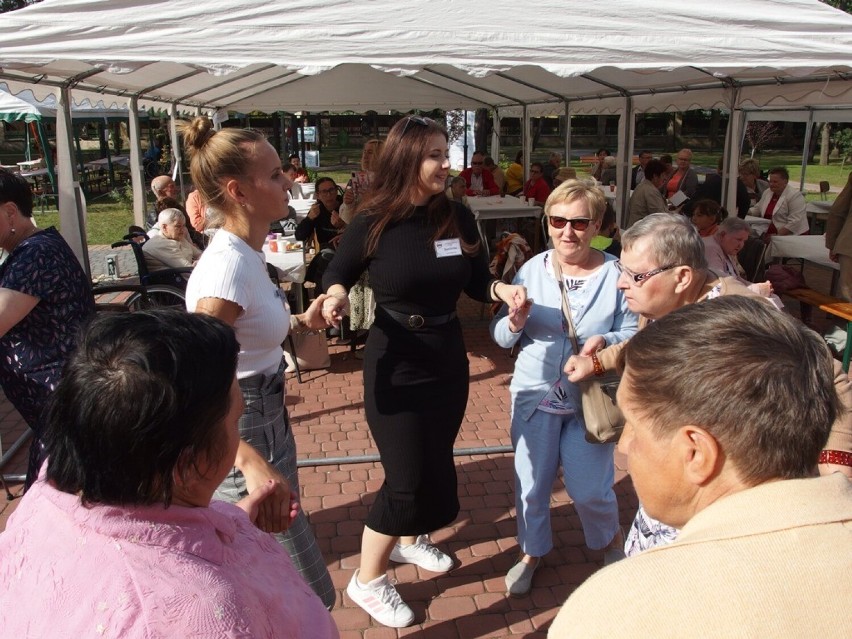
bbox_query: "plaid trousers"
[214,362,335,609]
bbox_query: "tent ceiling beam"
[210,70,300,108]
[173,64,277,103]
[420,67,523,105]
[495,72,568,102]
[403,75,495,110]
[579,73,630,98]
[136,69,206,97]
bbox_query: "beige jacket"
[549,474,852,638]
[825,171,852,258]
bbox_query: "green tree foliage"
[820,0,851,13]
[0,0,37,13]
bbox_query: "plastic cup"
[276,239,287,252]
[519,195,526,204]
[609,182,615,192]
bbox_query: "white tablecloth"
[85,155,130,169]
[744,215,771,235]
[806,200,833,215]
[766,234,837,271]
[263,241,307,283]
[468,195,541,221]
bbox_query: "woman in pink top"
[0,310,339,639]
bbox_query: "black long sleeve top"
[324,202,494,315]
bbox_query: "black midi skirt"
[363,313,470,536]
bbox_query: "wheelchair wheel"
[125,285,187,311]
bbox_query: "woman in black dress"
[323,116,527,627]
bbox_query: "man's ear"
[675,425,720,486]
[672,266,695,294]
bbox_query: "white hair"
[157,208,183,226]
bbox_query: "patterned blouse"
[0,227,94,430]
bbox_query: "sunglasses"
[471,161,484,166]
[548,216,593,231]
[400,115,435,135]
[614,260,677,285]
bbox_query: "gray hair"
[719,217,751,235]
[549,152,563,162]
[450,176,466,188]
[157,208,183,226]
[622,212,708,270]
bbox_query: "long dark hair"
[357,116,479,257]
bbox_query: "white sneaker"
[389,534,453,572]
[346,570,415,628]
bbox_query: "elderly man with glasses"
[551,295,852,638]
[458,151,500,197]
[565,213,852,559]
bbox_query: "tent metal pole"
[563,100,571,168]
[491,108,500,162]
[523,106,531,184]
[617,97,635,228]
[127,96,146,229]
[172,64,277,102]
[404,75,494,110]
[35,120,56,193]
[800,110,815,193]
[169,104,185,199]
[55,85,91,277]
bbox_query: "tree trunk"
[819,123,831,166]
[474,108,490,153]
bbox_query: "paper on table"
[669,190,688,207]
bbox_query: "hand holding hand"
[496,283,528,313]
[302,294,333,330]
[321,292,349,327]
[579,335,606,356]
[508,299,533,333]
[830,251,839,263]
[564,354,596,382]
[236,480,300,530]
[241,459,293,533]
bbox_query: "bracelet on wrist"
[490,280,502,302]
[591,351,606,377]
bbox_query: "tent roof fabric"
[0,0,851,115]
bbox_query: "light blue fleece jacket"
[490,250,638,423]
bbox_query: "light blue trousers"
[511,409,619,557]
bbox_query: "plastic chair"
[819,181,831,200]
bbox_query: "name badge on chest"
[434,238,462,258]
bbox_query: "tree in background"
[833,127,852,170]
[820,0,851,13]
[745,121,779,158]
[0,0,38,12]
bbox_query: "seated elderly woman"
[142,207,202,271]
[704,216,777,302]
[0,310,339,638]
[748,166,809,238]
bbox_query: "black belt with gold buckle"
[380,307,457,330]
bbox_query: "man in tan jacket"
[825,171,852,301]
[550,296,851,638]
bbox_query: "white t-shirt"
[186,230,289,378]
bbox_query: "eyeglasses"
[530,169,541,174]
[317,187,338,195]
[548,216,592,231]
[614,260,677,284]
[400,115,435,135]
[471,161,484,166]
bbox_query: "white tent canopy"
[1,0,852,268]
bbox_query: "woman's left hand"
[496,283,528,313]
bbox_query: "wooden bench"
[785,287,852,372]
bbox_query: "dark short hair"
[43,309,240,507]
[597,148,610,156]
[692,199,722,223]
[530,162,543,172]
[768,166,790,181]
[638,150,652,158]
[0,168,34,218]
[288,153,300,161]
[315,176,336,192]
[283,163,296,173]
[620,296,837,483]
[659,154,673,165]
[643,159,667,181]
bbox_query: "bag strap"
[551,256,580,356]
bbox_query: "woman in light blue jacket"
[490,180,638,596]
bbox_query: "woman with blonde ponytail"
[182,117,335,608]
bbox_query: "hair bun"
[182,117,215,155]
